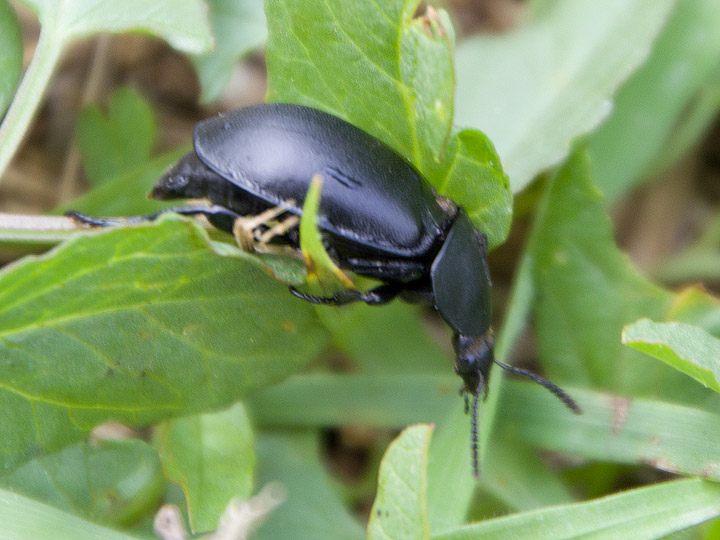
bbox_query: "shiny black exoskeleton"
[70,103,580,476]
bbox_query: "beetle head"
[454,328,581,479]
[150,153,205,201]
[453,330,494,396]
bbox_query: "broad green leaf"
[622,319,720,394]
[455,0,676,191]
[252,431,364,540]
[0,0,22,117]
[0,439,163,526]
[0,217,328,470]
[528,148,697,399]
[264,0,512,248]
[501,381,720,480]
[368,424,433,540]
[0,0,211,178]
[434,129,512,249]
[157,403,255,533]
[192,0,267,103]
[0,489,140,540]
[57,148,187,216]
[587,0,720,202]
[18,0,211,50]
[75,88,155,186]
[433,478,720,540]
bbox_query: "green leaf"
[75,88,155,186]
[192,0,267,103]
[19,0,211,50]
[0,217,328,470]
[0,439,163,526]
[528,148,698,399]
[0,489,141,540]
[249,373,720,497]
[426,397,574,532]
[435,129,512,249]
[252,431,364,540]
[666,287,720,337]
[248,373,456,428]
[501,381,720,480]
[368,424,433,540]
[454,0,676,191]
[57,148,187,217]
[587,0,720,202]
[315,302,449,374]
[655,213,720,286]
[298,175,354,295]
[0,0,212,178]
[426,401,475,533]
[264,0,511,248]
[644,70,720,181]
[622,319,720,394]
[157,403,255,533]
[481,435,574,512]
[432,478,720,540]
[0,0,22,118]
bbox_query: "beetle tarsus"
[65,211,131,227]
[289,283,401,306]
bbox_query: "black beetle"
[69,103,580,476]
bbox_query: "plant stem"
[0,26,62,180]
[0,212,86,249]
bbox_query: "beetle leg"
[231,202,297,252]
[232,219,256,252]
[239,200,296,231]
[66,206,241,232]
[288,283,402,306]
[257,215,300,244]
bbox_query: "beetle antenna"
[494,360,582,414]
[470,392,480,480]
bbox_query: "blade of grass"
[501,380,720,480]
[0,489,141,540]
[247,373,457,428]
[433,478,720,540]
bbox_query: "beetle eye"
[168,176,189,190]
